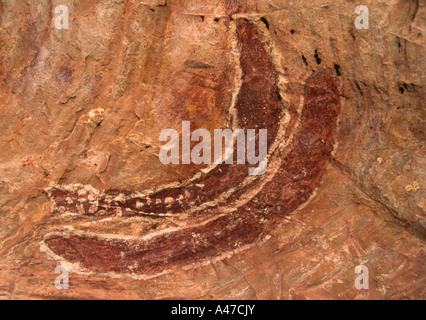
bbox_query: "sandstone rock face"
[0,0,424,299]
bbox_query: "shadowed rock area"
[0,0,424,299]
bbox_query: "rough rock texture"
[0,0,425,299]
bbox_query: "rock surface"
[0,0,424,299]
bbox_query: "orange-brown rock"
[0,0,424,299]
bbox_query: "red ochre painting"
[0,0,424,300]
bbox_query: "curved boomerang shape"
[43,18,340,277]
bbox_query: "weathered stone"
[0,0,424,299]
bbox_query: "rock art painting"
[0,0,424,300]
[43,18,340,277]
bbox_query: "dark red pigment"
[45,19,340,275]
[48,19,282,217]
